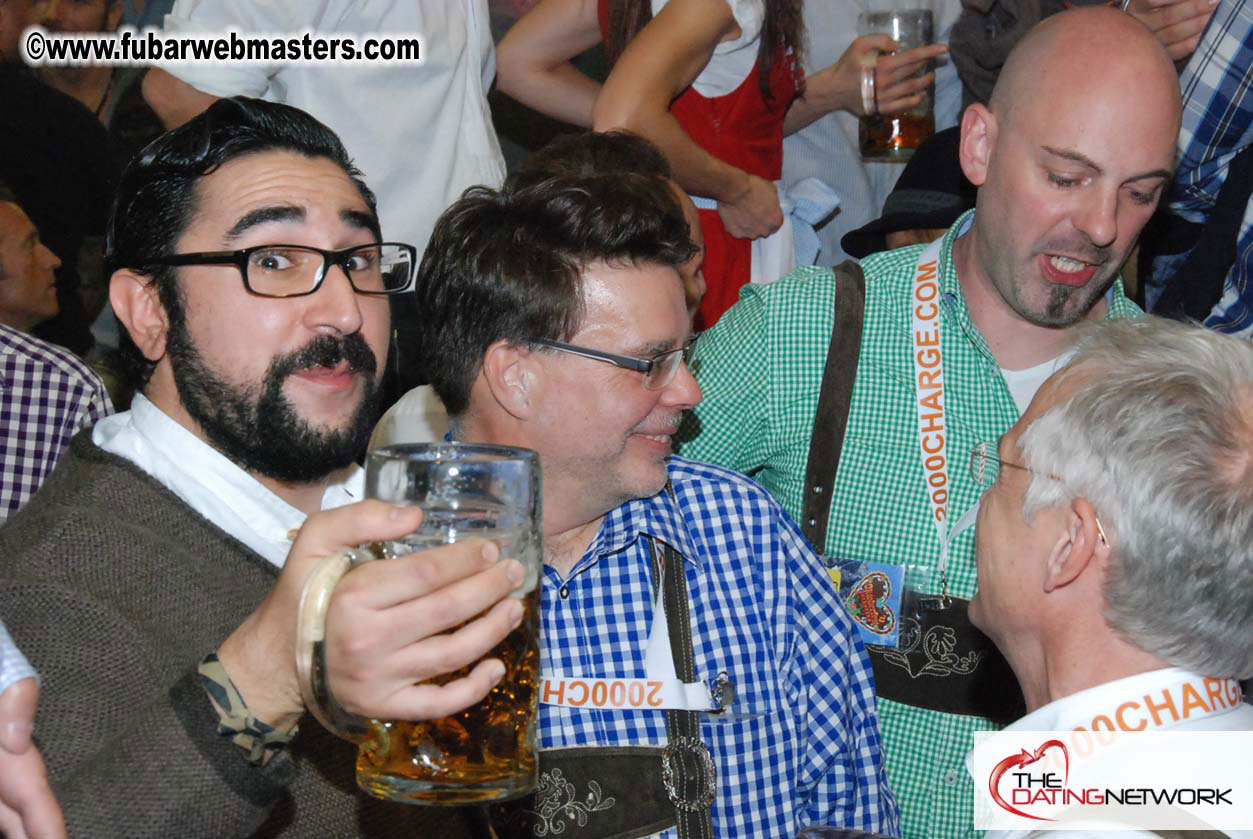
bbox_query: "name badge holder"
[822,555,905,649]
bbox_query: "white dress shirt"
[93,394,363,567]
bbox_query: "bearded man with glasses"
[0,97,526,838]
[414,172,899,839]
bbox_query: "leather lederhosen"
[800,261,1025,724]
[490,535,717,839]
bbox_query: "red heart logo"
[989,740,1069,821]
[843,571,896,636]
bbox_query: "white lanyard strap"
[911,238,977,594]
[541,562,715,712]
[1067,676,1242,731]
[539,677,713,711]
[1074,674,1245,733]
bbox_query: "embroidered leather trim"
[521,768,617,837]
[865,599,1026,722]
[877,616,984,679]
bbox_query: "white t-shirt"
[652,0,763,98]
[161,0,506,258]
[1000,351,1073,415]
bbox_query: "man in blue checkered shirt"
[1149,0,1253,334]
[0,187,113,523]
[415,159,899,839]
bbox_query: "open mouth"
[1040,252,1100,286]
[1049,255,1089,273]
[291,360,356,389]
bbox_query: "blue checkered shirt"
[0,324,112,522]
[0,617,36,695]
[539,456,900,838]
[1155,0,1253,334]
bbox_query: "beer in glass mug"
[297,443,543,805]
[858,7,936,161]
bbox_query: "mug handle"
[295,547,379,742]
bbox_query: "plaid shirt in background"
[0,617,36,695]
[1156,0,1253,334]
[539,456,899,839]
[681,212,1140,839]
[0,324,112,523]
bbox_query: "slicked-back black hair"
[106,96,379,388]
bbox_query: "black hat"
[841,127,977,259]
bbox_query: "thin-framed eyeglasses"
[969,440,1041,490]
[529,337,696,391]
[142,242,417,298]
[969,441,1108,545]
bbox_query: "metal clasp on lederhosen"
[649,536,718,831]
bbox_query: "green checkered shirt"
[678,213,1141,839]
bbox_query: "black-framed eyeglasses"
[529,337,696,390]
[142,242,417,298]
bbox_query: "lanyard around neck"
[911,237,979,599]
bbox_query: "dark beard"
[1034,272,1113,327]
[167,325,380,484]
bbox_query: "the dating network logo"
[988,739,1070,821]
[985,735,1235,823]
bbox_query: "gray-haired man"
[969,316,1253,746]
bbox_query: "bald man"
[678,9,1181,839]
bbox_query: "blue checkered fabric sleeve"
[1162,0,1253,334]
[538,456,899,838]
[0,324,113,522]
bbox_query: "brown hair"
[415,173,695,417]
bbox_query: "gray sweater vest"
[0,431,486,838]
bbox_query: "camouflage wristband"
[197,652,297,765]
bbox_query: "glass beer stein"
[296,443,542,804]
[858,6,937,161]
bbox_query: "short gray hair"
[1017,317,1253,679]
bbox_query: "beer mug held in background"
[859,4,937,161]
[296,443,542,804]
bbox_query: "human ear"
[959,103,997,187]
[480,339,538,421]
[110,269,169,362]
[1042,497,1105,593]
